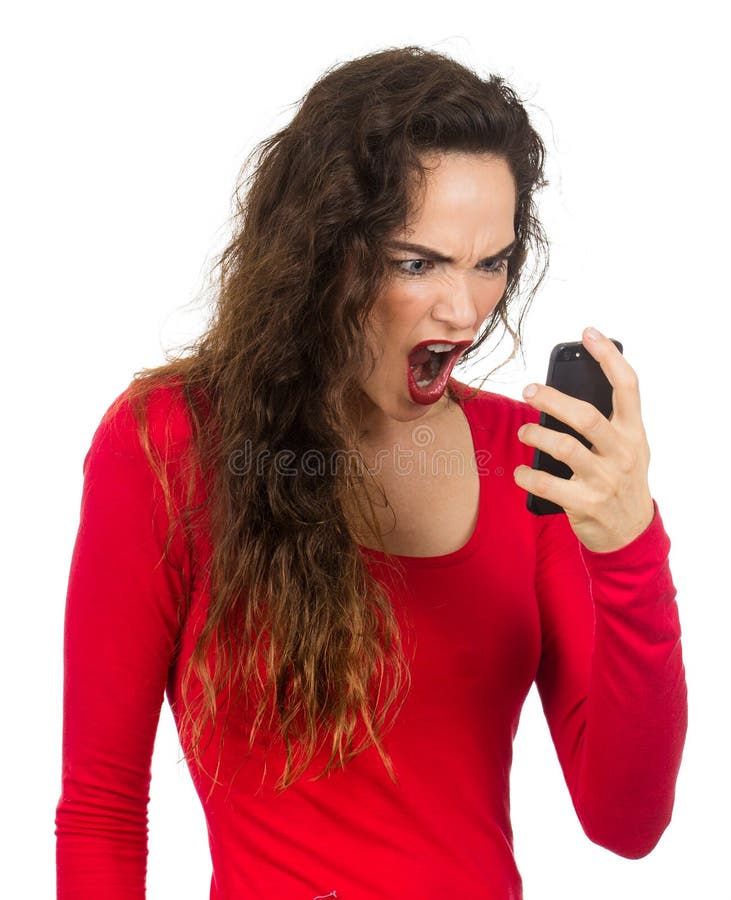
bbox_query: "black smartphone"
[526,338,623,516]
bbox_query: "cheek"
[480,277,508,314]
[372,275,507,331]
[370,286,416,329]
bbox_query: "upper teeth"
[425,342,454,352]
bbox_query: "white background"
[2,1,728,897]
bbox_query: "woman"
[55,46,687,899]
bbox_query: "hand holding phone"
[526,338,623,515]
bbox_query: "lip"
[408,338,473,356]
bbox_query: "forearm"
[570,513,688,857]
[572,570,687,856]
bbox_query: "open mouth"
[408,342,467,386]
[406,340,472,404]
[412,347,446,386]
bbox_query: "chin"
[360,381,446,425]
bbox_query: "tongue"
[408,347,432,368]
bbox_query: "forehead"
[412,152,515,214]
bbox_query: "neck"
[354,391,454,449]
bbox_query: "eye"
[481,257,509,276]
[395,259,430,277]
[392,257,510,278]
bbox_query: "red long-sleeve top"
[55,378,687,899]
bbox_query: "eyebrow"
[384,237,518,264]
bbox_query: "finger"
[581,326,642,425]
[517,421,597,477]
[521,382,613,457]
[513,461,583,512]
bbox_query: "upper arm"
[532,510,595,799]
[55,401,188,896]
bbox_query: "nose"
[430,277,480,331]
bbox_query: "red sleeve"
[55,396,187,898]
[533,498,688,859]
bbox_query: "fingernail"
[523,383,537,399]
[586,326,602,341]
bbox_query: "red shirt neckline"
[358,377,487,568]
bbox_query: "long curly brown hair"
[109,45,550,794]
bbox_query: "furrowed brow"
[384,238,518,264]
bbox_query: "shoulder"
[449,377,540,430]
[88,378,197,468]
